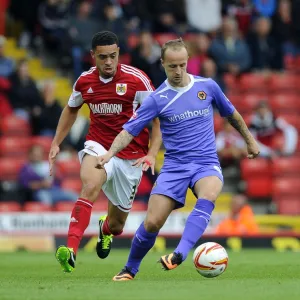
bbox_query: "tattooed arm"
[95,130,134,168]
[226,110,260,159]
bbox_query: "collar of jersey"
[165,74,194,93]
[99,76,113,83]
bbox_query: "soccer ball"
[193,242,228,278]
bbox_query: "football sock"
[175,198,215,261]
[125,222,158,275]
[67,198,93,254]
[102,216,123,236]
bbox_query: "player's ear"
[90,50,95,59]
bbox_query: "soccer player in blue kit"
[96,38,260,281]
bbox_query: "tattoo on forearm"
[226,113,252,144]
[110,130,134,156]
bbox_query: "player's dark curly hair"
[91,31,119,49]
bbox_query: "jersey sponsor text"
[89,103,123,115]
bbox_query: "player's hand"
[132,155,156,175]
[95,152,113,169]
[49,144,60,176]
[246,140,260,159]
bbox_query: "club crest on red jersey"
[116,83,127,95]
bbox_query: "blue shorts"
[150,163,223,209]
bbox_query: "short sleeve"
[68,80,84,107]
[210,79,235,117]
[123,95,159,136]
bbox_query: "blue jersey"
[123,75,235,166]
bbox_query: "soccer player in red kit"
[49,31,162,273]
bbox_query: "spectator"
[253,0,276,17]
[185,0,222,34]
[291,0,300,49]
[0,35,14,77]
[249,101,298,157]
[216,119,247,168]
[247,17,283,71]
[215,194,259,235]
[209,17,251,76]
[32,80,62,136]
[69,1,99,78]
[130,31,164,86]
[8,58,43,120]
[187,33,210,76]
[18,145,78,205]
[200,58,226,92]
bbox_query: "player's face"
[161,47,189,87]
[91,44,119,78]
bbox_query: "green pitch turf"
[0,249,299,300]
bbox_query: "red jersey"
[68,64,154,159]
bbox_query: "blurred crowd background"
[0,0,300,235]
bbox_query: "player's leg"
[96,157,141,259]
[96,201,129,259]
[113,194,176,281]
[172,175,223,263]
[56,154,107,272]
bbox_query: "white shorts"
[78,140,143,212]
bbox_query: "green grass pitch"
[0,249,299,300]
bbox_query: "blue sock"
[125,222,158,275]
[175,199,215,261]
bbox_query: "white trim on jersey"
[160,75,195,113]
[121,64,153,91]
[194,78,210,82]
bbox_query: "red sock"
[102,216,123,236]
[67,198,93,254]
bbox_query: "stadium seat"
[0,157,26,180]
[0,201,22,212]
[54,201,75,212]
[268,74,297,92]
[93,199,108,211]
[223,74,240,92]
[240,158,271,180]
[273,177,300,196]
[246,178,272,198]
[270,94,300,114]
[153,33,178,46]
[23,202,52,212]
[0,137,31,157]
[56,160,81,178]
[234,94,267,113]
[272,157,300,176]
[239,73,268,92]
[31,136,52,154]
[278,114,300,131]
[61,178,81,194]
[136,175,153,196]
[275,197,300,215]
[131,200,147,211]
[214,113,223,133]
[0,115,31,137]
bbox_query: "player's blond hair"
[161,38,188,60]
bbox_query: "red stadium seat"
[240,158,271,180]
[153,33,178,46]
[31,136,52,154]
[0,137,31,157]
[275,197,300,215]
[54,201,75,212]
[131,200,147,211]
[56,160,81,178]
[239,73,268,91]
[270,94,300,113]
[0,201,22,212]
[278,114,300,131]
[0,158,26,180]
[214,113,224,133]
[136,175,152,196]
[233,94,267,113]
[61,178,81,194]
[23,202,52,212]
[272,157,300,176]
[246,178,272,197]
[268,74,297,92]
[273,177,300,196]
[0,115,31,137]
[223,74,240,92]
